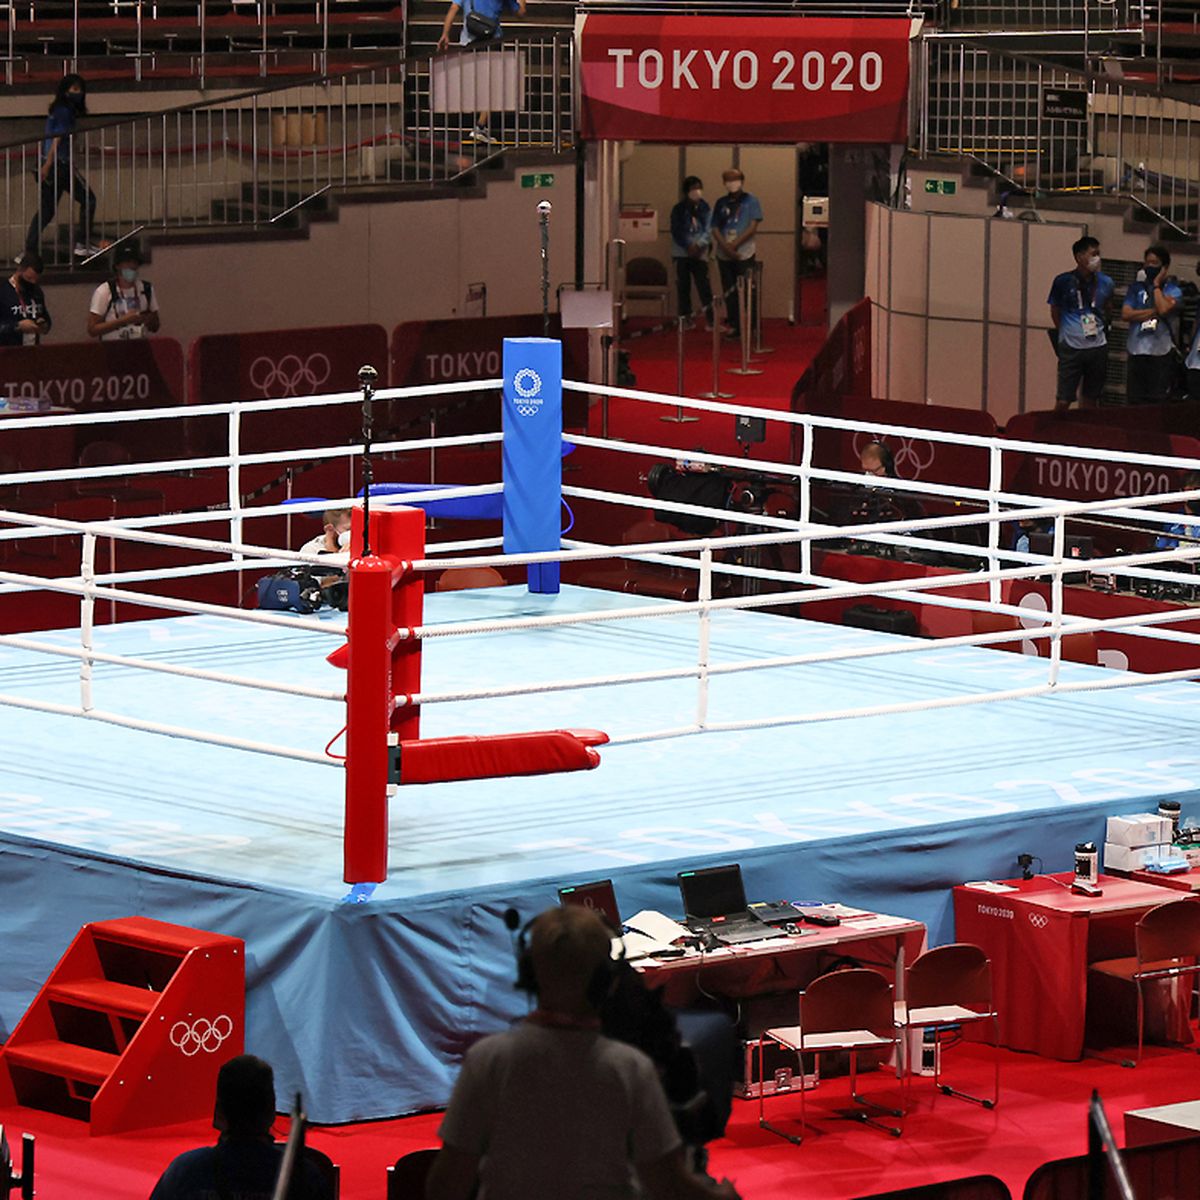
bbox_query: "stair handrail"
[3,31,573,267]
[917,33,1200,240]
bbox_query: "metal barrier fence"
[1,0,405,87]
[934,0,1144,32]
[2,34,573,268]
[917,38,1200,239]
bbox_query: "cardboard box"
[1104,842,1168,872]
[1106,814,1173,848]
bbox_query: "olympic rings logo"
[170,1014,234,1056]
[247,353,332,399]
[512,367,544,418]
[1028,913,1049,930]
[852,432,936,481]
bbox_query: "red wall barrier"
[0,337,187,467]
[1004,413,1200,503]
[188,322,389,454]
[0,337,185,413]
[391,314,589,434]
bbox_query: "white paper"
[623,909,691,946]
[963,881,1018,893]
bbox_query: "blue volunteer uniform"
[1048,267,1114,407]
[1124,274,1182,404]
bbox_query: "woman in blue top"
[25,74,102,261]
[670,176,714,329]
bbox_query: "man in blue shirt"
[1122,243,1182,405]
[670,175,713,328]
[436,0,525,144]
[149,1055,329,1200]
[1048,235,1114,411]
[711,168,763,339]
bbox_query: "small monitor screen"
[558,880,621,930]
[678,864,748,920]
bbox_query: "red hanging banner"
[578,16,914,144]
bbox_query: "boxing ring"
[3,339,1200,1120]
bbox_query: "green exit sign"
[521,173,555,189]
[924,178,958,195]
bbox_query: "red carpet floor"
[567,316,825,552]
[3,1044,1198,1198]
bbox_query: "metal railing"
[918,38,1200,240]
[1,0,406,88]
[576,0,933,14]
[3,34,573,268]
[935,0,1146,33]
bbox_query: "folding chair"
[758,967,902,1145]
[897,943,1000,1110]
[1089,896,1200,1066]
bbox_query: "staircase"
[0,916,244,1135]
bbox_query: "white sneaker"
[471,125,499,145]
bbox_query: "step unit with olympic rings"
[0,916,244,1134]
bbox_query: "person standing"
[0,251,52,347]
[435,0,526,144]
[87,244,160,341]
[710,168,763,339]
[670,176,713,328]
[426,905,740,1200]
[1048,236,1114,411]
[26,74,106,261]
[1122,243,1182,405]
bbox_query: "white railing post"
[80,531,96,712]
[799,420,814,581]
[228,406,243,561]
[987,443,1003,606]
[696,546,713,731]
[1049,511,1065,686]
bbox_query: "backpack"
[104,277,153,317]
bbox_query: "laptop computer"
[677,864,785,946]
[558,879,622,931]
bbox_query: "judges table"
[635,912,927,1008]
[954,874,1190,1060]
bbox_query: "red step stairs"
[0,916,244,1135]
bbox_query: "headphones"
[507,908,623,1012]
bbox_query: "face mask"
[66,92,83,106]
[1087,254,1101,273]
[725,180,742,194]
[688,190,701,203]
[337,530,351,549]
[119,267,138,284]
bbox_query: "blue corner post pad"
[340,883,378,904]
[502,337,563,594]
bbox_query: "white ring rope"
[605,662,1200,747]
[0,632,345,702]
[4,368,1200,770]
[0,690,339,765]
[0,378,503,434]
[563,379,1200,473]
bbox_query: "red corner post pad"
[396,729,608,785]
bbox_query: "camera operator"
[1122,244,1181,405]
[427,906,740,1200]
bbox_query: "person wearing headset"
[427,905,740,1200]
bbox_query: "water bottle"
[1159,800,1182,842]
[1074,842,1099,886]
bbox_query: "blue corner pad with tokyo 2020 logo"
[502,337,563,595]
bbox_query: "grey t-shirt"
[438,1020,682,1200]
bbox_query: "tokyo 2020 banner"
[578,16,914,144]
